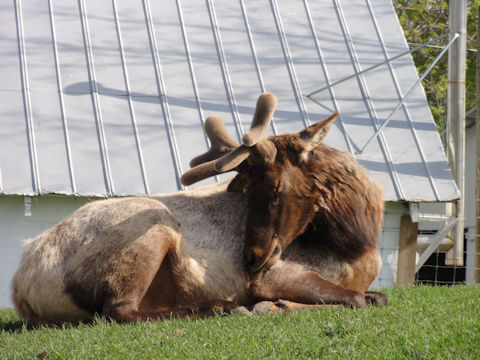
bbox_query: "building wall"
[371,202,408,289]
[0,195,91,308]
[1,197,406,308]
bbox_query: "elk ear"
[298,113,337,162]
[299,113,337,150]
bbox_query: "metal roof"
[0,0,459,202]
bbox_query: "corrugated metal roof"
[0,0,459,202]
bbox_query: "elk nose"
[243,244,281,272]
[243,246,266,272]
[243,250,257,271]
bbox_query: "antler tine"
[181,146,250,186]
[214,146,250,172]
[181,160,219,186]
[242,92,277,147]
[181,92,278,187]
[189,115,239,168]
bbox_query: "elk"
[12,93,386,325]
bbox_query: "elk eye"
[272,193,279,205]
[273,182,281,200]
[272,190,280,205]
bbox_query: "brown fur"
[240,133,384,272]
[234,115,385,310]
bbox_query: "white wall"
[371,202,407,289]
[0,195,91,308]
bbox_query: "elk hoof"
[252,301,276,314]
[364,292,388,306]
[212,300,239,315]
[196,300,239,316]
[232,306,252,316]
[350,292,368,308]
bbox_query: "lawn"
[0,286,479,359]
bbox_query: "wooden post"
[397,215,418,285]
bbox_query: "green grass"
[1,286,479,359]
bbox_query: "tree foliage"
[393,0,478,131]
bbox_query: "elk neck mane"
[274,137,383,262]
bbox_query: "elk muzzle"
[243,235,281,273]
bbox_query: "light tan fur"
[12,176,384,324]
[12,181,251,324]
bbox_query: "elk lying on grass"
[12,93,386,325]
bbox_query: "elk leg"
[98,222,184,322]
[250,262,368,308]
[101,268,240,322]
[251,299,341,314]
[99,227,240,322]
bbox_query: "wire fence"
[416,231,479,285]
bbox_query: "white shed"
[0,0,459,307]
